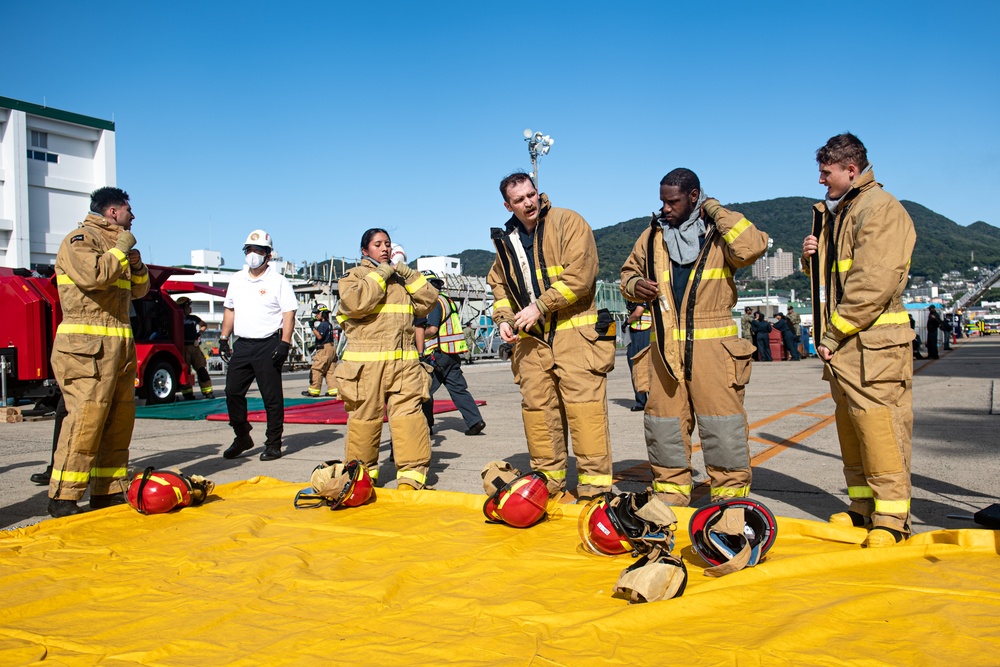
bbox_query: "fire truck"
[0,265,224,408]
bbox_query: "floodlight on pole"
[764,238,774,315]
[523,128,555,190]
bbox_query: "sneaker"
[830,510,869,528]
[90,493,127,510]
[863,527,905,548]
[223,435,254,459]
[30,467,52,486]
[259,445,282,461]
[465,420,486,436]
[48,498,82,518]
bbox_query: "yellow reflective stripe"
[51,468,89,483]
[652,481,692,495]
[341,349,420,362]
[57,323,133,338]
[366,271,386,291]
[405,274,428,294]
[372,303,414,315]
[493,299,511,311]
[556,314,597,331]
[368,467,379,481]
[834,258,853,273]
[671,324,738,340]
[578,474,613,487]
[830,310,860,336]
[550,280,578,304]
[872,311,909,326]
[712,485,751,498]
[874,498,910,514]
[535,265,564,279]
[397,469,427,485]
[542,469,567,481]
[109,247,128,268]
[92,466,128,478]
[722,218,752,244]
[131,273,148,284]
[57,274,131,290]
[661,271,671,284]
[336,314,348,324]
[847,485,874,499]
[695,267,732,280]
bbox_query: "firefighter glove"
[115,230,137,253]
[701,197,723,221]
[394,262,415,280]
[272,341,291,369]
[219,338,232,362]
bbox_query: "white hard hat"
[244,229,273,249]
[390,244,407,264]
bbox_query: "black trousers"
[781,330,801,360]
[626,327,650,406]
[226,334,284,447]
[422,352,483,429]
[926,329,939,359]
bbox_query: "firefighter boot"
[30,467,52,486]
[48,498,82,518]
[863,527,905,548]
[830,511,870,528]
[90,493,128,510]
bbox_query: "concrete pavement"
[2,335,998,533]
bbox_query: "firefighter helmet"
[482,471,549,528]
[689,498,777,568]
[125,468,192,514]
[421,270,445,288]
[578,491,676,557]
[295,460,374,510]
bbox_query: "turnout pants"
[308,344,338,396]
[512,335,613,498]
[421,352,483,429]
[226,334,285,448]
[643,337,753,506]
[182,344,214,397]
[826,332,913,533]
[335,358,432,488]
[49,334,136,501]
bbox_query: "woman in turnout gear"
[620,168,768,507]
[334,229,439,490]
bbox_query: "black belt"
[239,331,280,342]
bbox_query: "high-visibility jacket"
[629,310,652,331]
[620,200,768,381]
[488,193,608,347]
[423,294,468,355]
[801,169,915,353]
[336,258,438,362]
[55,213,150,340]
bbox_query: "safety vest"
[424,294,468,355]
[629,310,652,331]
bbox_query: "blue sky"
[7,1,999,268]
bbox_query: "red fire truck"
[0,265,223,408]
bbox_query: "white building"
[752,247,795,281]
[0,97,116,269]
[417,256,461,276]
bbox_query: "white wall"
[417,256,462,275]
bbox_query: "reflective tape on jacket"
[366,271,386,291]
[834,258,854,273]
[518,313,599,338]
[831,309,909,337]
[131,273,149,284]
[493,298,512,312]
[57,274,131,291]
[670,324,739,341]
[535,265,564,280]
[372,303,414,315]
[550,280,578,304]
[722,218,752,244]
[57,323,134,338]
[405,274,428,294]
[694,267,732,281]
[110,247,129,268]
[341,349,420,362]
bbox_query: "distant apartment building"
[752,247,794,280]
[0,97,116,269]
[417,256,461,276]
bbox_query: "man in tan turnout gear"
[335,230,438,490]
[487,172,615,500]
[802,133,916,548]
[621,168,767,507]
[48,187,150,518]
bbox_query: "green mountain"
[454,197,1000,283]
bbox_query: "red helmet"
[126,468,192,514]
[332,460,374,509]
[482,471,549,528]
[579,493,635,556]
[689,498,777,568]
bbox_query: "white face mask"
[246,253,267,269]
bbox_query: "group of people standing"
[741,306,803,362]
[43,133,918,550]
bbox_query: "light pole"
[523,129,554,190]
[764,238,774,315]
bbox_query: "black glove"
[219,338,232,363]
[272,341,291,369]
[498,342,514,361]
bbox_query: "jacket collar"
[814,168,878,214]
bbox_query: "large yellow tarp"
[2,477,998,666]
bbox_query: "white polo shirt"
[224,264,298,339]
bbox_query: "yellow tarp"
[2,477,999,666]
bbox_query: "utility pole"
[523,129,554,190]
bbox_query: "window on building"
[30,131,48,149]
[26,132,59,163]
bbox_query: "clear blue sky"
[7,1,999,268]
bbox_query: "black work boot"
[259,445,282,461]
[223,434,254,459]
[90,493,127,510]
[48,498,82,518]
[30,467,52,486]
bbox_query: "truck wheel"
[144,361,177,405]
